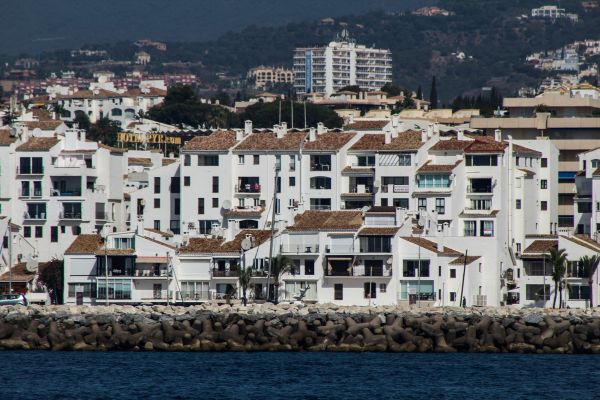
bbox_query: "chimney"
[494,129,502,142]
[244,120,253,135]
[433,122,440,135]
[347,113,355,124]
[65,130,77,148]
[278,122,287,139]
[52,112,57,120]
[317,122,325,135]
[391,114,399,128]
[384,130,392,144]
[436,238,443,253]
[421,129,427,143]
[235,129,244,141]
[309,127,317,142]
[457,129,464,141]
[427,124,434,138]
[169,152,174,158]
[79,129,86,142]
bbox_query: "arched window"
[310,176,331,189]
[124,108,136,119]
[111,108,123,116]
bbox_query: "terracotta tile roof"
[449,255,481,265]
[65,234,102,254]
[287,210,363,231]
[341,166,375,174]
[459,210,499,218]
[349,131,423,152]
[593,167,600,176]
[224,208,264,218]
[358,227,400,236]
[145,228,174,238]
[181,131,237,151]
[31,108,53,121]
[162,158,177,166]
[429,138,472,151]
[522,240,558,255]
[123,87,167,97]
[365,206,396,214]
[58,89,121,99]
[0,129,15,146]
[303,132,356,151]
[463,139,507,154]
[140,235,176,250]
[517,168,535,177]
[562,235,600,252]
[179,230,271,254]
[16,137,59,152]
[128,157,153,166]
[345,120,389,130]
[401,237,462,256]
[234,132,306,152]
[99,249,136,256]
[19,120,64,130]
[417,160,461,173]
[512,143,542,156]
[0,263,34,283]
[98,143,127,154]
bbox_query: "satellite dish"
[241,236,253,251]
[373,180,381,189]
[222,200,231,210]
[361,206,370,215]
[386,257,393,266]
[25,256,39,273]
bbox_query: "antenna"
[278,99,282,124]
[290,98,294,129]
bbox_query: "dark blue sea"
[1,352,599,399]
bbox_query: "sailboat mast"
[266,166,279,301]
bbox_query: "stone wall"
[1,304,600,353]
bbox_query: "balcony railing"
[23,212,46,220]
[95,212,109,220]
[325,245,355,254]
[311,163,331,171]
[51,189,82,197]
[17,167,44,175]
[280,244,320,254]
[467,186,493,194]
[60,212,82,220]
[134,269,168,277]
[235,184,261,193]
[177,292,211,301]
[325,266,391,277]
[212,269,239,278]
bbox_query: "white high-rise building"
[293,30,392,96]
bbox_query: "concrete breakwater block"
[1,304,600,353]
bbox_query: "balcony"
[381,184,409,194]
[23,212,46,221]
[16,166,44,175]
[177,292,211,301]
[235,180,261,194]
[325,265,391,277]
[325,244,355,254]
[133,269,168,278]
[51,188,82,197]
[280,244,320,254]
[60,212,82,220]
[212,269,239,278]
[467,185,493,195]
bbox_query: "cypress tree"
[416,85,423,100]
[429,76,438,109]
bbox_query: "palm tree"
[547,248,567,309]
[238,266,253,306]
[268,255,293,302]
[579,255,600,308]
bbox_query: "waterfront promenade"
[1,303,600,353]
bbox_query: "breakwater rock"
[2,304,600,353]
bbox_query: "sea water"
[1,352,598,399]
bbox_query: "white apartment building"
[531,5,579,22]
[293,31,392,96]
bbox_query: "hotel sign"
[117,132,182,145]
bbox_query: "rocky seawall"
[2,304,600,353]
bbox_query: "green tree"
[381,83,405,97]
[339,85,361,93]
[416,85,423,100]
[547,248,567,309]
[210,91,231,107]
[88,117,120,146]
[268,255,293,302]
[38,258,64,305]
[73,110,91,131]
[579,255,600,308]
[429,76,438,110]
[238,266,253,306]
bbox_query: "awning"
[326,257,353,261]
[136,256,168,264]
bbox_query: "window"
[238,155,245,164]
[524,261,552,276]
[578,202,592,213]
[198,155,219,166]
[540,179,547,189]
[35,226,43,238]
[170,177,180,193]
[154,220,160,230]
[450,269,456,278]
[379,153,411,166]
[480,221,494,237]
[464,221,476,237]
[305,260,314,275]
[310,176,331,189]
[357,155,375,166]
[516,199,521,209]
[364,282,377,299]
[253,155,260,165]
[276,177,281,193]
[360,236,391,252]
[68,283,97,298]
[417,174,450,188]
[541,158,547,168]
[381,198,388,207]
[289,156,296,171]
[568,285,590,300]
[198,220,218,234]
[170,220,180,235]
[198,198,205,214]
[393,198,409,209]
[310,155,331,171]
[310,198,331,210]
[526,284,550,301]
[450,292,457,302]
[174,199,180,215]
[334,284,343,300]
[403,260,430,277]
[184,155,191,166]
[289,177,296,187]
[97,279,132,300]
[212,198,219,208]
[184,176,190,186]
[51,226,58,243]
[418,198,427,210]
[154,177,161,194]
[212,176,219,193]
[154,198,160,208]
[438,265,442,276]
[466,155,498,166]
[399,280,435,300]
[379,283,387,293]
[24,226,31,238]
[541,201,548,211]
[435,198,445,214]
